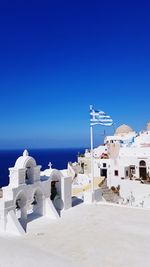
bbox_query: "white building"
[0,150,72,235]
[106,124,150,183]
[78,122,150,207]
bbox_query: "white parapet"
[84,188,102,204]
[7,210,26,235]
[61,176,72,210]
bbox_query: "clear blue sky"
[0,0,150,149]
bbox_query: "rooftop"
[1,203,150,267]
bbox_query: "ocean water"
[0,148,85,187]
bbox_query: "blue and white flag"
[90,105,113,126]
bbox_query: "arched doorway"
[139,160,147,180]
[50,172,64,214]
[15,192,27,231]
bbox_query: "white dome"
[115,124,133,135]
[15,150,36,169]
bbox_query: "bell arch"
[49,170,64,212]
[29,187,44,218]
[24,158,36,184]
[15,191,27,230]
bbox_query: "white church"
[0,150,72,235]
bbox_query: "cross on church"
[48,162,53,169]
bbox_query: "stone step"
[101,179,121,203]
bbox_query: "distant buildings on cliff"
[78,122,150,207]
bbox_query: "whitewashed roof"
[15,150,36,168]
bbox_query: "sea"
[0,148,85,187]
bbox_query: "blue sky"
[0,0,150,148]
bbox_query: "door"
[139,167,147,179]
[101,169,107,178]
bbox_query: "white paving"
[0,203,150,267]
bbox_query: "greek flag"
[90,105,113,126]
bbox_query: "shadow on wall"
[72,196,83,207]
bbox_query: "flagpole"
[90,105,113,196]
[90,125,94,193]
[113,123,116,134]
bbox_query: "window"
[139,160,146,167]
[114,170,118,176]
[130,166,135,174]
[103,163,106,168]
